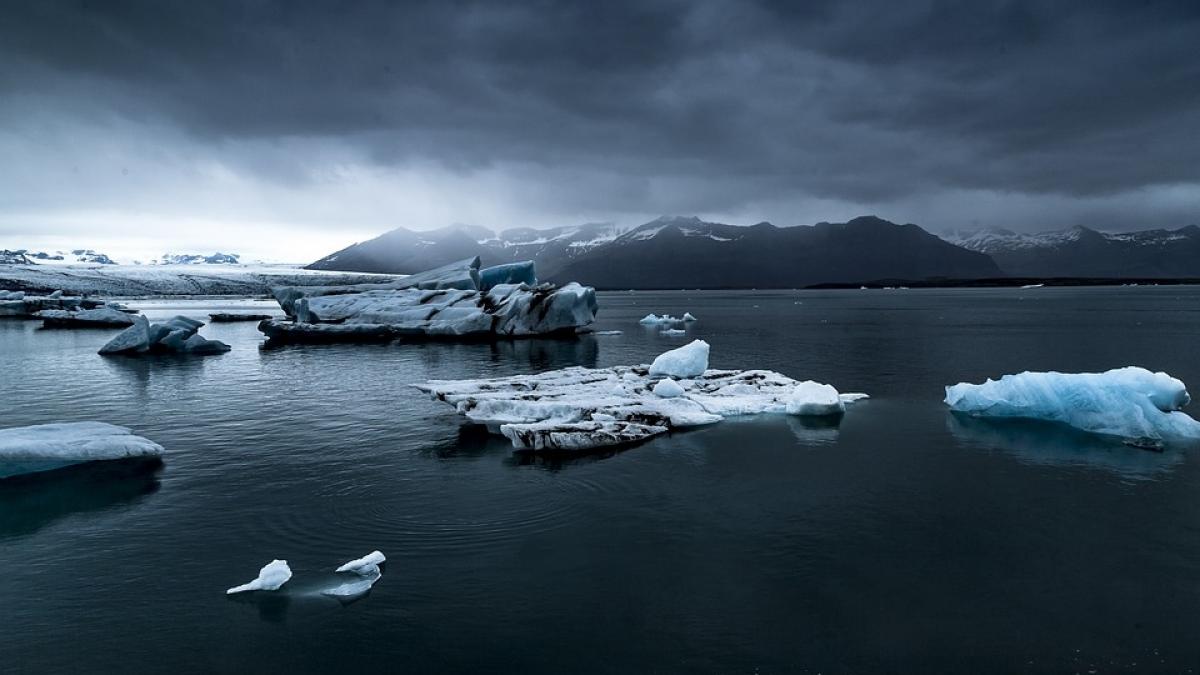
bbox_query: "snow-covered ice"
[649,339,709,378]
[785,381,846,416]
[945,367,1200,445]
[226,560,293,594]
[0,422,163,479]
[416,343,867,451]
[639,313,688,325]
[660,328,687,336]
[99,315,230,355]
[260,258,598,342]
[682,312,697,321]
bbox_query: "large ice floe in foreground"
[944,367,1200,446]
[258,257,597,343]
[99,315,231,355]
[416,339,867,451]
[0,422,164,479]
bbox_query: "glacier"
[226,560,293,594]
[99,315,231,356]
[259,257,598,343]
[416,341,867,451]
[944,367,1200,445]
[0,422,164,479]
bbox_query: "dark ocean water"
[3,289,1200,674]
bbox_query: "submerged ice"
[417,340,867,451]
[945,367,1200,444]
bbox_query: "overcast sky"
[2,0,1199,262]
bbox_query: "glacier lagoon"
[4,289,1200,672]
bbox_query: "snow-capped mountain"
[157,252,241,265]
[0,249,116,265]
[306,222,632,279]
[941,225,1200,277]
[308,215,1001,288]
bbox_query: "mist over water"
[3,289,1200,673]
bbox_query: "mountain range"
[941,225,1200,277]
[307,215,1002,288]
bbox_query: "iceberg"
[416,343,867,451]
[259,258,598,343]
[785,381,846,416]
[99,315,231,356]
[0,422,163,479]
[660,328,687,337]
[37,307,136,328]
[226,559,293,594]
[649,339,709,378]
[682,312,697,322]
[639,313,685,325]
[0,290,111,318]
[944,367,1200,445]
[208,312,272,322]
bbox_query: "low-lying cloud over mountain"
[2,1,1198,260]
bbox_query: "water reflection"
[225,591,292,624]
[785,415,843,445]
[0,458,162,540]
[946,412,1184,480]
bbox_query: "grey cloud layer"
[1,0,1199,241]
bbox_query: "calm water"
[3,289,1200,674]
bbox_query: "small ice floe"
[639,313,686,325]
[682,312,697,322]
[1019,283,1045,289]
[37,307,136,328]
[945,367,1200,447]
[99,315,231,356]
[0,422,163,479]
[660,328,687,337]
[335,550,386,575]
[591,330,624,336]
[416,340,867,451]
[226,560,292,594]
[323,551,386,600]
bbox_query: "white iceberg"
[99,315,231,356]
[682,312,697,321]
[639,313,686,325]
[260,258,597,342]
[416,344,867,451]
[0,422,164,479]
[944,367,1200,445]
[785,381,846,416]
[226,559,293,594]
[660,328,687,337]
[335,550,386,575]
[649,339,709,378]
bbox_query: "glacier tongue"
[944,367,1200,445]
[416,346,867,451]
[260,259,598,343]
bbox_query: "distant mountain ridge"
[941,225,1200,277]
[307,215,1002,288]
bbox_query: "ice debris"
[0,422,164,479]
[416,341,867,451]
[226,560,293,594]
[335,550,386,575]
[37,307,136,328]
[945,367,1200,445]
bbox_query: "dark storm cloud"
[1,0,1198,230]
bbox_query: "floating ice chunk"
[660,328,687,336]
[653,379,686,398]
[785,381,846,416]
[639,313,686,325]
[37,307,135,328]
[226,560,292,594]
[336,551,386,575]
[99,315,229,355]
[209,313,272,322]
[592,330,623,336]
[649,340,709,378]
[682,312,697,321]
[944,367,1200,444]
[0,422,163,478]
[417,350,864,451]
